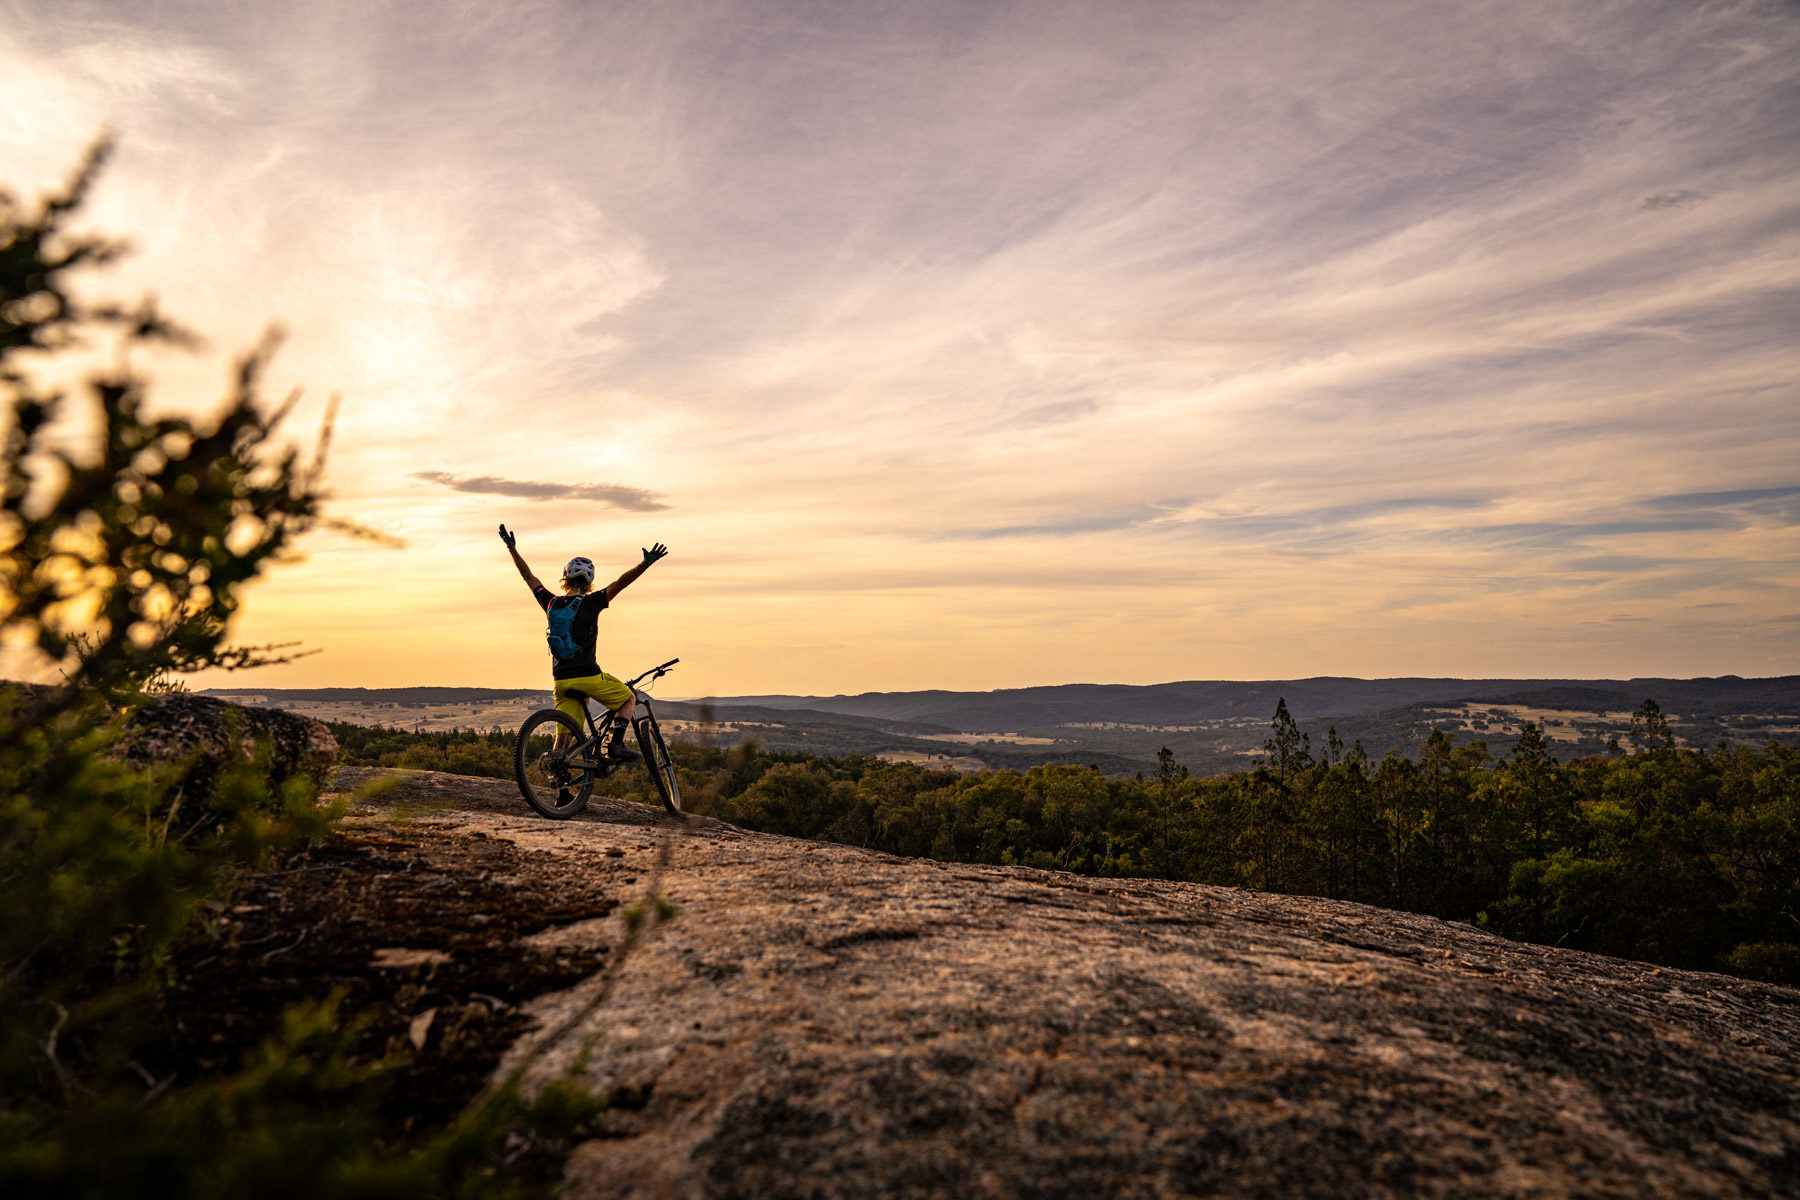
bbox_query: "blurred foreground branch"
[2,139,335,737]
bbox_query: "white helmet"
[563,556,595,585]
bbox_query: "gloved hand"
[642,542,668,565]
[499,524,516,550]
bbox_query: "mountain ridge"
[698,674,1796,728]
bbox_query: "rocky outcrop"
[326,768,1800,1199]
[114,691,337,799]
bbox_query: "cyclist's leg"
[550,680,591,750]
[553,673,632,751]
[584,670,637,755]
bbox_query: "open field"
[1416,703,1655,745]
[207,695,548,734]
[866,749,991,772]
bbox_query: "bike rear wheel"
[514,709,596,819]
[636,713,681,815]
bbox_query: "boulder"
[112,691,337,800]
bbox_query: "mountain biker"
[499,524,668,758]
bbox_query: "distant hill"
[702,675,1800,730]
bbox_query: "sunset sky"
[4,0,1798,696]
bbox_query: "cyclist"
[499,524,669,759]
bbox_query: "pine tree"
[1628,698,1675,755]
[1154,745,1188,878]
[1262,697,1312,783]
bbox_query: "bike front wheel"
[514,709,595,819]
[636,713,681,815]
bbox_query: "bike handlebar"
[625,658,680,689]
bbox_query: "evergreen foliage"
[1,146,594,1198]
[330,723,517,779]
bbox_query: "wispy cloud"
[945,508,1171,541]
[950,495,1500,545]
[1649,486,1800,520]
[1567,555,1679,574]
[7,0,1798,689]
[412,471,669,511]
[1642,190,1709,211]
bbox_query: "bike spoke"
[514,709,595,818]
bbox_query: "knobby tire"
[637,714,681,815]
[514,709,595,819]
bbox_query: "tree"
[1628,698,1676,755]
[1479,722,1574,941]
[1262,697,1312,783]
[1508,721,1571,862]
[1154,745,1189,877]
[1513,719,1552,767]
[1372,752,1425,909]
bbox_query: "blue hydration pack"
[545,595,585,661]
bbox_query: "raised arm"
[499,525,545,595]
[605,542,668,601]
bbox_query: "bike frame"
[552,658,680,774]
[514,658,680,818]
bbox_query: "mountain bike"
[512,658,682,819]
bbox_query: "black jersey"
[532,585,609,679]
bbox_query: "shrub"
[1,144,588,1198]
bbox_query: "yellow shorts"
[553,672,633,725]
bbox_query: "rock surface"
[327,768,1800,1199]
[115,691,337,798]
